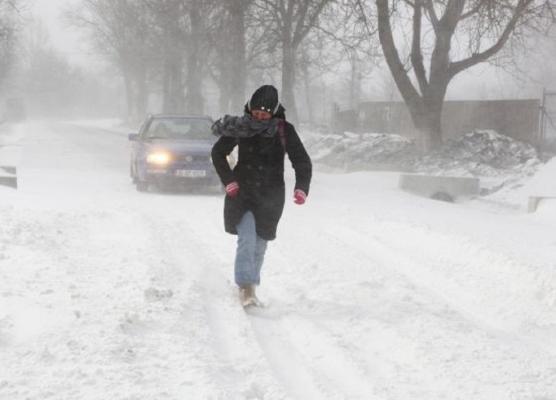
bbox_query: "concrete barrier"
[528,196,556,213]
[399,174,480,202]
[0,165,17,189]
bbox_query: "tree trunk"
[162,57,172,113]
[185,2,204,115]
[217,77,231,114]
[376,0,450,152]
[134,66,148,122]
[349,54,361,110]
[228,0,247,111]
[122,69,134,123]
[185,57,203,115]
[300,60,314,124]
[406,85,446,153]
[411,106,443,153]
[282,42,298,122]
[163,53,184,114]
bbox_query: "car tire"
[130,162,138,183]
[153,180,169,193]
[430,191,454,202]
[136,180,148,192]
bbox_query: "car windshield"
[145,118,212,140]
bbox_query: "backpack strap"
[277,119,287,150]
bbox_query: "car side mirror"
[128,133,140,141]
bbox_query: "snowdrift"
[415,130,540,177]
[305,129,541,197]
[305,131,417,171]
[486,155,556,208]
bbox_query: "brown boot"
[239,285,259,307]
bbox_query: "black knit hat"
[248,85,280,115]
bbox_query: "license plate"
[175,169,206,178]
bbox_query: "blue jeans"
[235,211,268,286]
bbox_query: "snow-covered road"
[1,121,555,399]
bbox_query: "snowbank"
[485,156,556,207]
[304,129,542,199]
[416,130,540,177]
[305,131,417,171]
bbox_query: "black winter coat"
[211,117,312,241]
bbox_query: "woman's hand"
[293,189,307,205]
[225,181,240,198]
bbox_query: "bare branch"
[376,0,422,106]
[411,0,428,95]
[292,0,311,44]
[423,0,440,29]
[438,0,466,32]
[460,1,483,20]
[355,0,377,38]
[295,0,333,46]
[449,0,534,76]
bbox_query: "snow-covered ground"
[1,120,555,399]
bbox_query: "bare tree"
[150,0,215,115]
[208,0,285,114]
[289,1,381,124]
[68,0,156,122]
[146,0,186,114]
[254,0,335,122]
[183,0,208,115]
[226,0,250,111]
[0,0,21,93]
[356,0,555,151]
[206,8,233,114]
[319,0,380,108]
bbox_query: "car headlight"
[147,151,171,165]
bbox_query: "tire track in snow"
[175,208,382,399]
[54,118,290,398]
[145,208,291,399]
[140,212,254,394]
[171,205,373,400]
[244,297,380,399]
[287,221,556,399]
[62,121,390,397]
[264,312,379,399]
[334,222,556,357]
[247,313,331,399]
[270,231,461,399]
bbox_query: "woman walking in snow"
[211,85,312,307]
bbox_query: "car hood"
[147,139,214,154]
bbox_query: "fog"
[1,0,554,124]
[1,1,556,399]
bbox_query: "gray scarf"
[212,114,280,138]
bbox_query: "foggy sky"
[24,0,554,109]
[31,0,92,68]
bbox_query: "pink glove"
[225,181,239,198]
[294,189,307,205]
